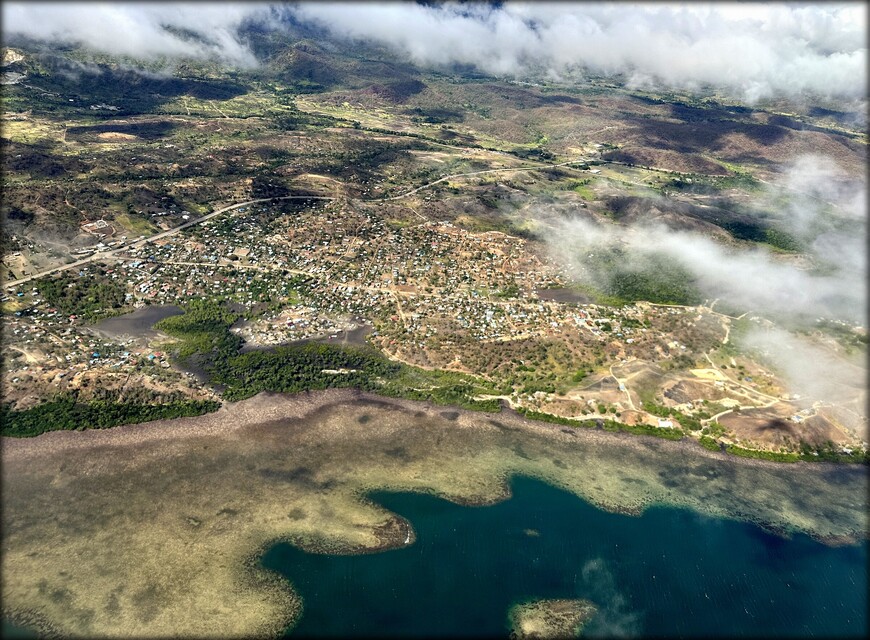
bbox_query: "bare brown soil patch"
[96,132,138,141]
[721,406,854,449]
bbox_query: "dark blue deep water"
[262,476,868,638]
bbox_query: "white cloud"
[544,154,866,325]
[3,2,865,101]
[1,2,276,66]
[548,216,865,324]
[290,1,867,102]
[544,154,866,411]
[778,154,866,235]
[739,324,867,411]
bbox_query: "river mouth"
[87,304,215,385]
[86,304,184,342]
[534,287,592,305]
[2,390,867,638]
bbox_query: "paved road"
[5,153,594,291]
[3,196,335,290]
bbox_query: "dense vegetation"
[642,401,706,431]
[793,439,869,464]
[154,300,243,362]
[271,104,341,131]
[1,398,221,437]
[215,342,400,401]
[515,407,594,427]
[405,106,465,124]
[719,220,803,252]
[156,300,501,410]
[698,435,723,451]
[35,270,129,320]
[585,248,702,306]
[663,171,761,194]
[698,432,868,464]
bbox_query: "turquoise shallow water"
[0,621,37,638]
[262,476,868,638]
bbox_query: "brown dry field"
[309,80,867,178]
[96,132,138,141]
[720,406,851,449]
[2,389,867,638]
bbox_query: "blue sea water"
[262,476,868,638]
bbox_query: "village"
[2,199,751,406]
[4,195,867,458]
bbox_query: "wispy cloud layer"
[1,2,275,66]
[290,2,867,101]
[545,154,867,325]
[543,152,866,407]
[739,324,867,410]
[580,558,641,637]
[3,2,866,101]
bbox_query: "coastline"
[4,387,866,551]
[3,388,860,473]
[2,389,867,638]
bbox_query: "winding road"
[3,196,334,290]
[4,155,590,291]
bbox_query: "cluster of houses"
[4,200,710,415]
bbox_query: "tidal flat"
[507,599,597,639]
[2,390,867,637]
[87,304,184,341]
